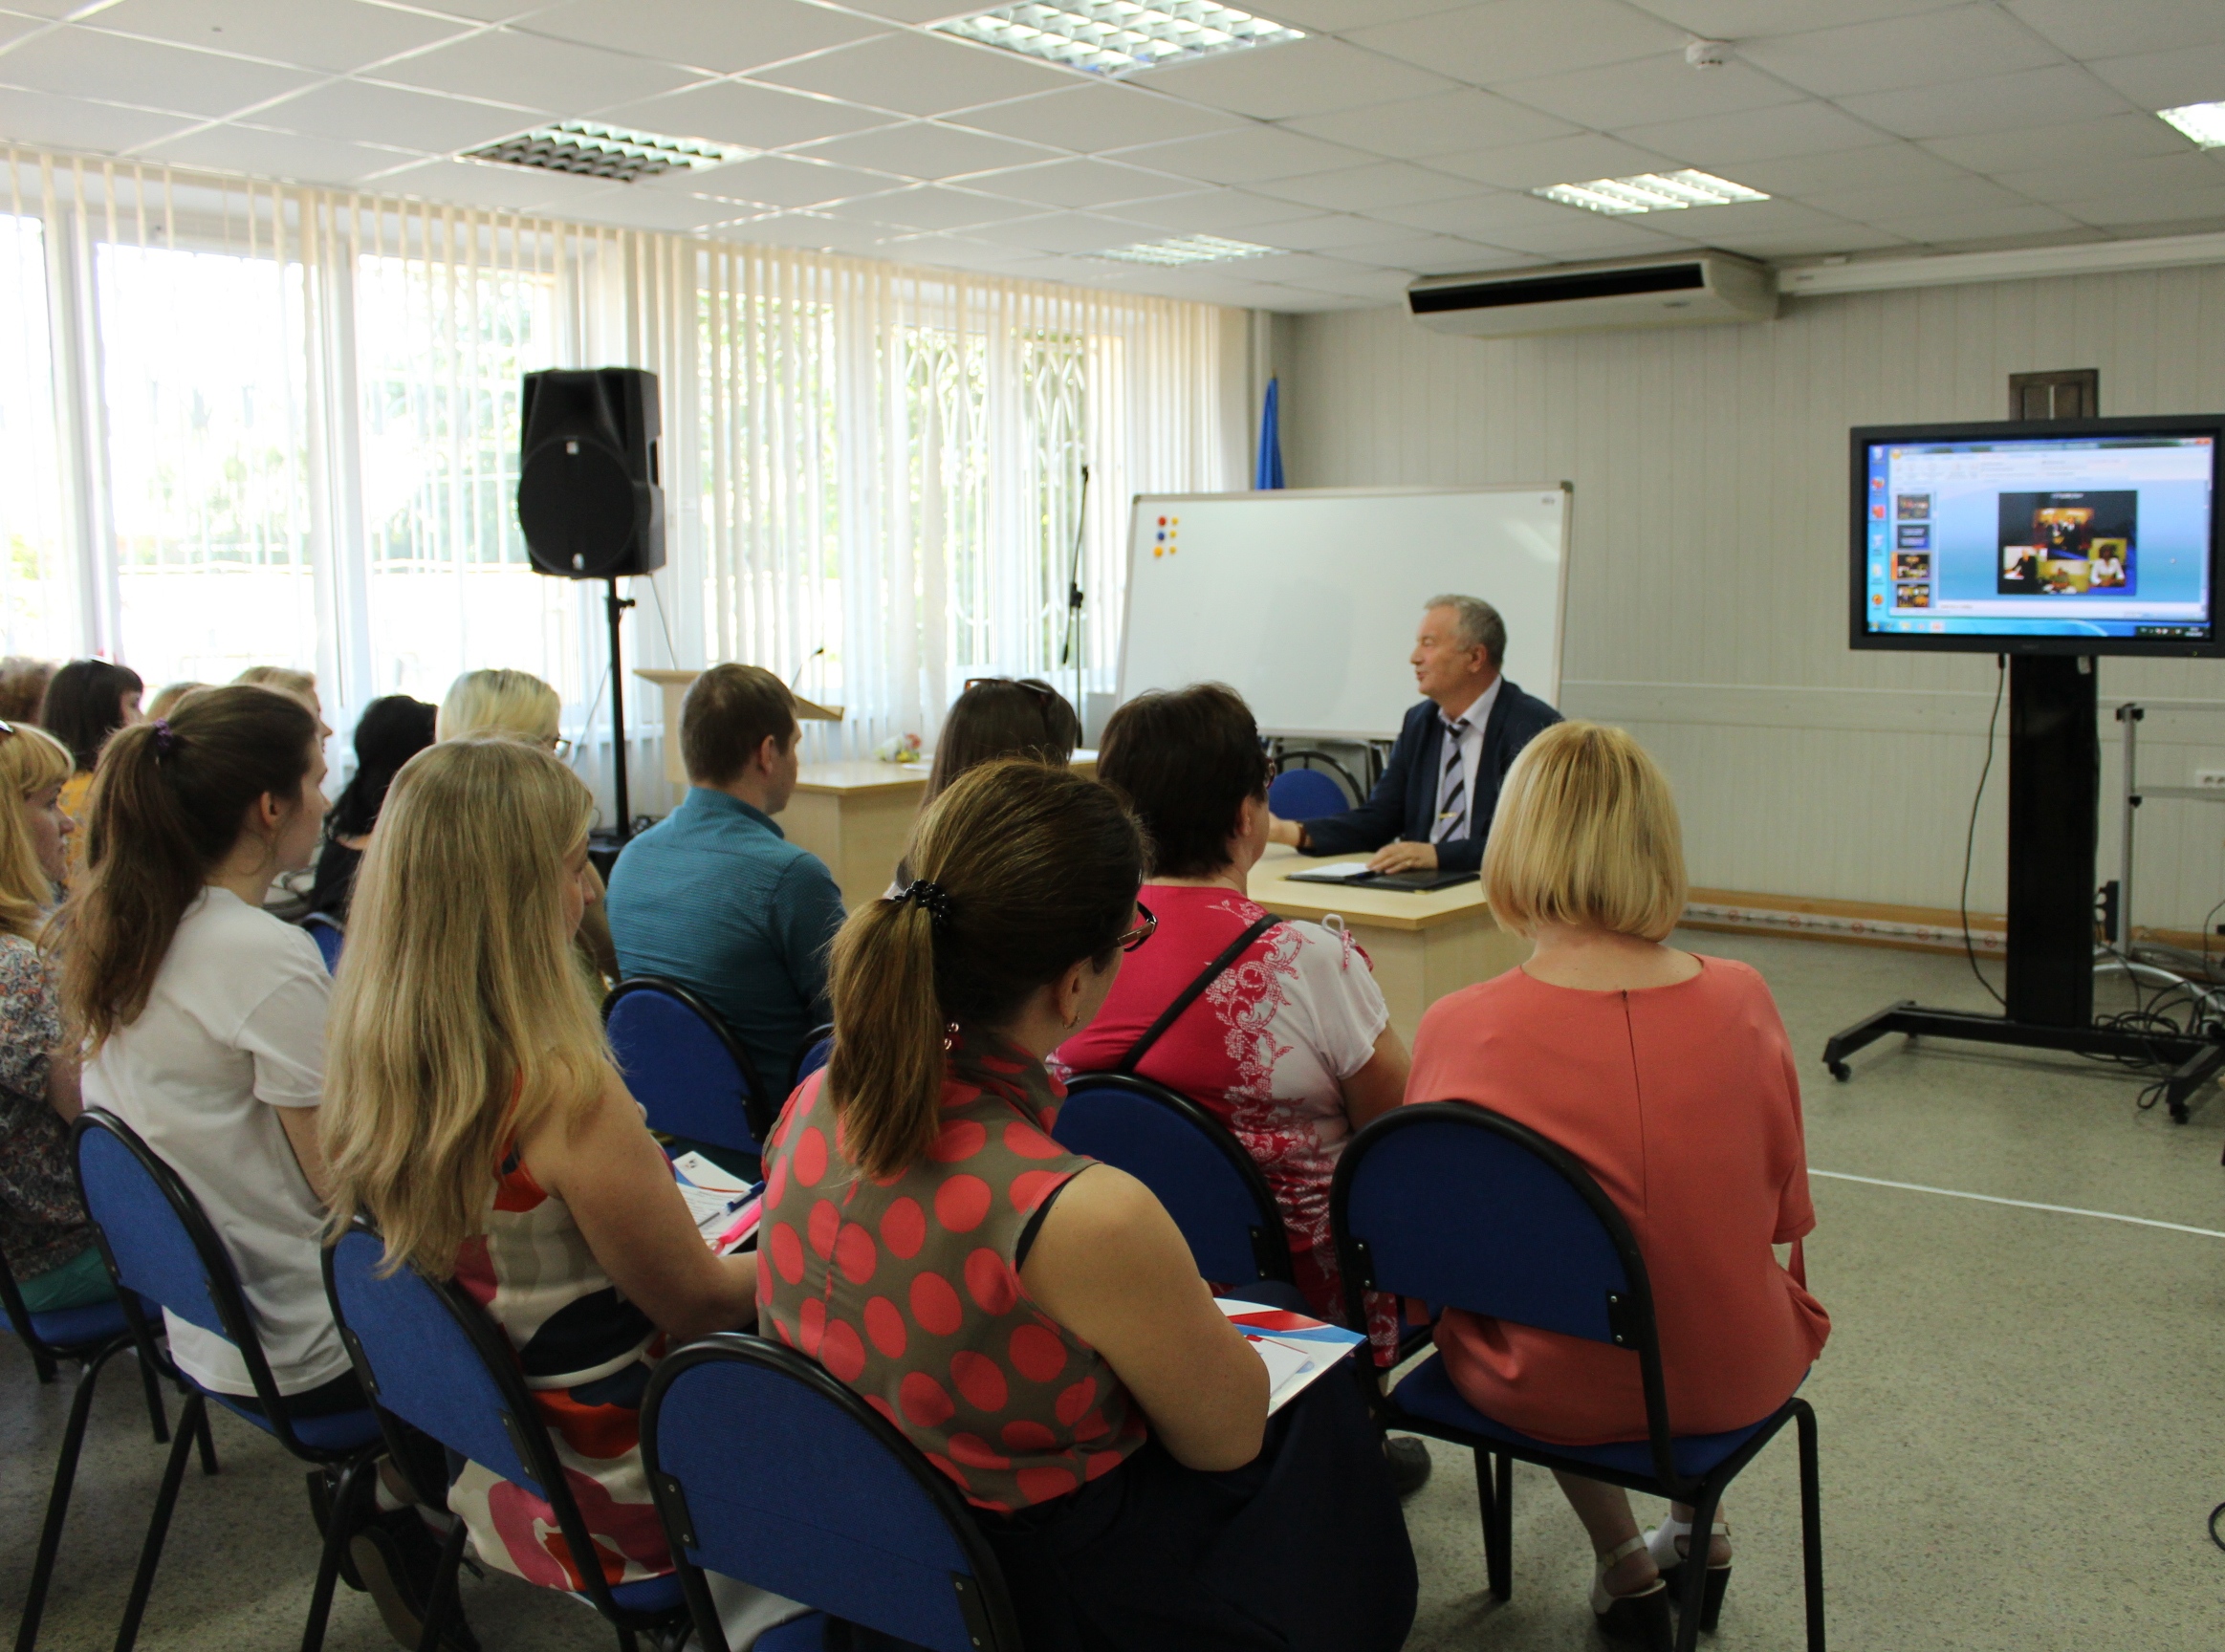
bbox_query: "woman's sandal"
[1590,1535,1674,1650]
[1646,1513,1733,1633]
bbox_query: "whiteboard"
[1116,486,1570,740]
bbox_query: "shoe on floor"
[1383,1434,1433,1497]
[1590,1535,1673,1650]
[351,1512,480,1652]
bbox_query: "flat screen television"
[1850,415,2225,656]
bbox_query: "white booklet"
[670,1151,761,1253]
[1216,1298,1366,1414]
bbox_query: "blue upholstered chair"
[300,911,345,974]
[787,1024,834,1097]
[1329,1103,1825,1652]
[604,978,773,1171]
[71,1108,382,1652]
[642,1334,1022,1652]
[322,1219,694,1652]
[1052,1071,1301,1311]
[1267,749,1362,822]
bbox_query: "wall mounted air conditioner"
[1407,251,1778,338]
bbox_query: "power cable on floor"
[1959,656,2007,1008]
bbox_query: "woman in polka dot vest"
[758,759,1417,1651]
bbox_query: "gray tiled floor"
[7,928,2225,1650]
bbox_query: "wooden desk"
[1243,844,1530,1044]
[786,754,1097,908]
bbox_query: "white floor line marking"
[1811,1169,2225,1239]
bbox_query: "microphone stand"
[1058,463,1091,737]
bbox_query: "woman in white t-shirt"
[52,685,344,1403]
[1054,685,1410,1327]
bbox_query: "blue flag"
[1255,376,1285,490]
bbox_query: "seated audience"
[40,659,143,880]
[307,696,437,923]
[1407,721,1830,1648]
[0,657,55,726]
[235,665,331,737]
[145,682,206,721]
[437,667,619,984]
[605,664,843,1087]
[895,675,1080,890]
[0,720,112,1313]
[758,759,1416,1651]
[321,736,763,1611]
[1057,684,1408,1326]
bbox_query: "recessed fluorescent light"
[2158,101,2225,148]
[935,2,1303,77]
[1533,169,1769,215]
[1098,233,1276,265]
[466,121,749,184]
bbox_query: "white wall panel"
[1277,270,2225,931]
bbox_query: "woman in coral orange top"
[1406,721,1828,1650]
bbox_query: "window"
[0,211,75,663]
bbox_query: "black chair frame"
[1269,747,1364,808]
[322,1217,693,1652]
[1329,1103,1824,1652]
[2,1237,182,1652]
[602,976,776,1149]
[641,1333,1027,1652]
[786,1021,835,1097]
[1061,1070,1297,1289]
[71,1108,377,1652]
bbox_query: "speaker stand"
[604,577,637,841]
[1821,655,2225,1120]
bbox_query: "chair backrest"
[788,1024,834,1095]
[603,978,771,1157]
[1330,1103,1675,1477]
[301,912,344,973]
[72,1109,298,1428]
[1053,1072,1294,1287]
[643,1335,1021,1652]
[1267,766,1347,822]
[322,1221,634,1617]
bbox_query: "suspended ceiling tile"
[1612,100,1889,167]
[965,209,1147,252]
[1098,186,1322,232]
[0,12,40,50]
[1247,211,1418,250]
[361,156,626,214]
[1989,151,2225,207]
[829,0,985,19]
[518,0,892,77]
[953,82,1246,153]
[1278,87,1580,161]
[1622,0,1969,29]
[1738,3,2065,98]
[1471,213,1697,257]
[593,79,896,150]
[1347,0,1685,87]
[1867,202,2087,245]
[366,28,701,114]
[2003,0,2225,61]
[0,85,200,153]
[556,181,763,232]
[1729,141,1974,196]
[138,122,430,185]
[1111,125,1370,185]
[1713,224,1912,257]
[1922,114,2198,176]
[398,0,540,18]
[2084,45,2225,114]
[1496,55,1801,133]
[793,121,1061,182]
[954,157,1205,208]
[0,25,317,120]
[1297,264,1445,300]
[1836,65,2134,141]
[1800,174,2027,221]
[1256,0,1473,27]
[1424,133,1681,191]
[749,31,1075,120]
[725,209,905,256]
[86,0,471,75]
[1330,231,1532,271]
[253,79,539,151]
[1128,37,1457,121]
[2050,189,2225,229]
[1249,160,1475,212]
[818,184,1045,231]
[1371,186,1626,237]
[639,154,899,208]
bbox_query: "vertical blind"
[0,146,1238,820]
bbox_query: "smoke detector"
[1685,39,1732,69]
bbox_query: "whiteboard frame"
[1115,483,1574,741]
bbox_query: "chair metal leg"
[1796,1402,1826,1651]
[1672,1486,1721,1652]
[413,1514,470,1652]
[1491,1452,1513,1601]
[1472,1448,1513,1601]
[190,1396,219,1476]
[113,1390,205,1652]
[299,1454,375,1652]
[134,1347,169,1445]
[15,1338,131,1652]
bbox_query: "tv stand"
[1821,656,2225,1122]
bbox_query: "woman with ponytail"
[757,759,1416,1652]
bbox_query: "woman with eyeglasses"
[436,668,614,983]
[757,758,1416,1652]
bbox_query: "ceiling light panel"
[935,3,1304,77]
[1098,232,1276,264]
[1533,168,1769,215]
[466,122,749,184]
[2157,102,2225,149]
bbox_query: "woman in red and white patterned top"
[759,759,1416,1652]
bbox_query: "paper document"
[1289,861,1376,880]
[678,1184,740,1227]
[671,1151,754,1196]
[1217,1299,1366,1414]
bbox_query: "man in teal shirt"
[606,664,845,1087]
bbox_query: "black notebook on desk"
[1283,864,1479,893]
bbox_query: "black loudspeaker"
[516,367,665,578]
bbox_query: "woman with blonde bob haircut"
[1407,722,1829,1651]
[321,736,759,1601]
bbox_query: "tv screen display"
[1850,416,2225,656]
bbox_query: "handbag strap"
[1115,913,1278,1075]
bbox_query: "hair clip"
[896,879,954,927]
[151,718,177,757]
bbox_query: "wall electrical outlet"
[2196,770,2225,789]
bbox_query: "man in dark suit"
[1268,594,1560,874]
